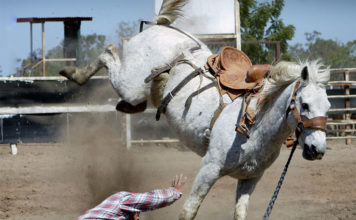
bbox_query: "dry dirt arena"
[1,130,356,220]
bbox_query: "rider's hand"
[171,174,187,192]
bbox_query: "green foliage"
[46,43,65,77]
[16,34,107,77]
[116,21,138,57]
[16,48,43,76]
[288,31,356,68]
[78,34,107,67]
[240,0,295,64]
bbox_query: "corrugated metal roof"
[17,17,92,23]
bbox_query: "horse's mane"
[256,60,330,114]
[156,0,188,25]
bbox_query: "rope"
[262,141,298,220]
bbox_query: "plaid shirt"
[78,187,182,220]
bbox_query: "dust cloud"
[56,84,147,209]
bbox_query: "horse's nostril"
[311,145,317,155]
[311,144,324,159]
[311,144,317,154]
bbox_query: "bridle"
[263,80,328,220]
[287,80,327,140]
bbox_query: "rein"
[262,80,327,220]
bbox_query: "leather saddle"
[206,46,272,136]
[207,46,271,100]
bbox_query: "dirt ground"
[0,137,356,220]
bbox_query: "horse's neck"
[250,82,297,154]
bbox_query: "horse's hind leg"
[59,45,119,85]
[179,163,221,220]
[235,177,261,220]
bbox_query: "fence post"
[66,112,70,143]
[344,71,351,145]
[1,118,3,143]
[234,0,241,50]
[125,114,131,149]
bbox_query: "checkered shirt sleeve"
[78,187,182,220]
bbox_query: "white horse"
[60,0,331,219]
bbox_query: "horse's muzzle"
[303,144,324,160]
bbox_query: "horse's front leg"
[235,177,261,220]
[179,163,221,220]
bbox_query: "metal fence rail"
[0,69,354,148]
[326,69,355,144]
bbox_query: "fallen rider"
[78,174,187,220]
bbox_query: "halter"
[287,80,327,139]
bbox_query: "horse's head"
[296,63,331,160]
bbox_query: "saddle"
[207,46,271,136]
[207,46,271,100]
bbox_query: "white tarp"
[154,0,236,34]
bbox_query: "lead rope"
[262,140,298,220]
[263,81,302,220]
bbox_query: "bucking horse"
[59,0,331,219]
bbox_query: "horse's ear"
[301,66,309,81]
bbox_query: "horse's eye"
[302,103,309,111]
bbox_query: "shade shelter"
[17,17,92,76]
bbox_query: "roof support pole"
[275,41,281,63]
[41,22,46,76]
[30,22,33,62]
[235,0,241,50]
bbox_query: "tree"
[0,65,2,74]
[78,34,107,67]
[240,0,295,64]
[115,21,139,57]
[16,48,43,76]
[16,34,107,76]
[288,31,356,69]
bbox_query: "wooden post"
[30,22,33,63]
[66,113,70,143]
[275,41,281,63]
[41,22,46,76]
[125,114,131,149]
[121,38,132,149]
[0,118,3,143]
[344,71,351,145]
[235,0,241,50]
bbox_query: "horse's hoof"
[59,66,88,86]
[116,100,147,113]
[59,66,76,79]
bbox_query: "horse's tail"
[156,0,188,25]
